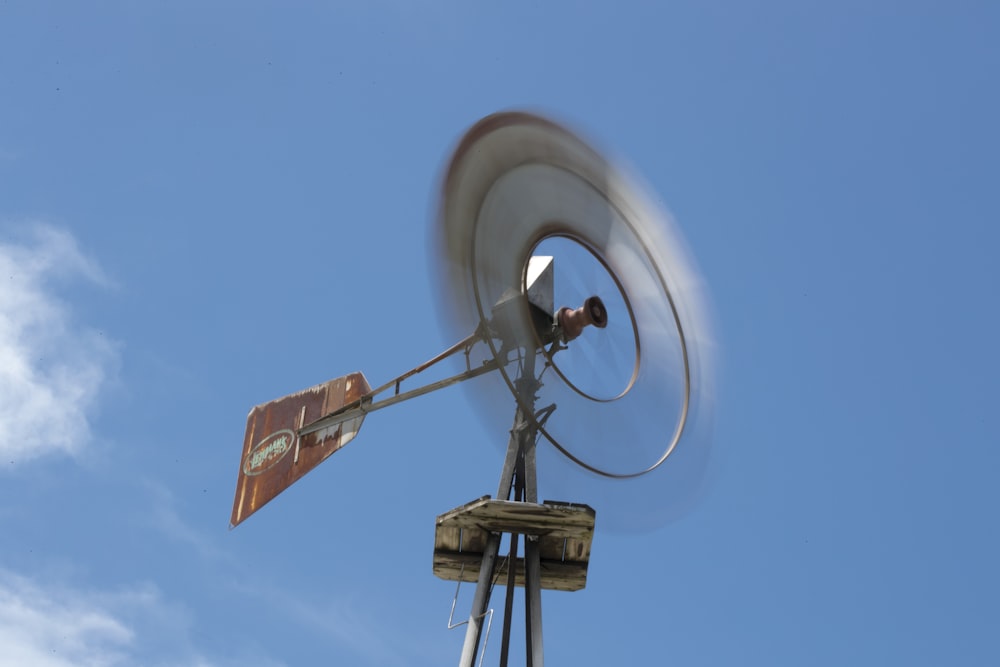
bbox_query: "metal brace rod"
[298,335,499,438]
[447,564,497,667]
[369,331,481,398]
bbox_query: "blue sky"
[2,2,998,665]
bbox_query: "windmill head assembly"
[230,111,714,667]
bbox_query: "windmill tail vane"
[230,283,603,528]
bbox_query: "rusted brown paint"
[230,372,371,527]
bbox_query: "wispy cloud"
[0,224,118,465]
[144,480,232,564]
[0,570,130,667]
[140,482,417,665]
[0,567,287,667]
[0,569,172,667]
[229,577,415,667]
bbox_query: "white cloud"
[0,572,128,666]
[0,568,285,667]
[228,578,413,667]
[0,569,159,667]
[139,483,408,665]
[0,224,118,464]
[145,480,232,564]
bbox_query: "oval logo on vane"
[243,429,295,476]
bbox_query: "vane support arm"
[297,332,495,438]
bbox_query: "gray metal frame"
[459,353,545,667]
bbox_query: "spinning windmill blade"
[431,112,714,664]
[231,111,714,666]
[436,111,714,482]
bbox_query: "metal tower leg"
[458,352,543,667]
[457,530,503,667]
[524,537,544,666]
[499,449,525,667]
[458,408,525,667]
[522,432,544,667]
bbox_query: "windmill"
[231,112,713,666]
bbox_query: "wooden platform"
[433,496,596,592]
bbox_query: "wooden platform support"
[433,497,596,592]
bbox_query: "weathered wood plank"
[538,536,565,562]
[435,498,595,541]
[432,551,589,592]
[460,526,487,554]
[435,525,462,552]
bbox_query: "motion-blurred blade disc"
[435,112,714,492]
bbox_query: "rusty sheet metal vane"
[231,372,371,527]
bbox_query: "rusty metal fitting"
[557,296,608,342]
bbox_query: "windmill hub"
[557,295,607,342]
